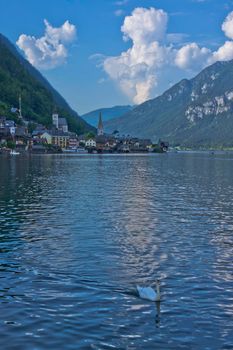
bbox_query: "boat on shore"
[76,147,88,154]
[10,150,20,155]
[63,147,88,154]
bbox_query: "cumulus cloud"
[16,20,76,69]
[101,7,233,105]
[103,7,170,103]
[121,7,168,44]
[212,40,233,61]
[175,43,212,70]
[222,11,233,39]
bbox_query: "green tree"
[0,34,96,135]
[86,132,96,139]
[28,122,37,134]
[7,140,16,149]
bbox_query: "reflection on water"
[155,301,161,328]
[0,153,233,349]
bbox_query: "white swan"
[137,280,161,301]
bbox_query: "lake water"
[0,152,233,350]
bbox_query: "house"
[0,117,10,144]
[95,135,107,152]
[85,139,96,148]
[0,117,28,148]
[41,132,52,145]
[78,135,87,146]
[52,113,68,133]
[0,127,9,144]
[0,117,5,128]
[30,137,47,153]
[41,130,70,149]
[117,144,130,153]
[58,118,68,133]
[14,126,29,147]
[32,124,47,137]
[130,138,152,152]
[104,135,117,147]
[5,120,16,136]
[0,118,16,136]
[68,133,78,149]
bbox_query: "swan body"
[137,280,161,302]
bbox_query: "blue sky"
[1,0,233,114]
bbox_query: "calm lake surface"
[0,152,233,350]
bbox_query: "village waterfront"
[0,152,233,350]
[0,113,168,155]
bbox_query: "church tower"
[52,113,59,129]
[97,112,104,136]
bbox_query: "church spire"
[97,112,104,136]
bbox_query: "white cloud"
[121,7,168,44]
[16,20,76,69]
[175,43,212,70]
[103,7,170,104]
[101,8,233,105]
[222,11,233,39]
[212,40,233,61]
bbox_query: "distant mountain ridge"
[0,33,94,134]
[82,105,133,127]
[105,60,233,148]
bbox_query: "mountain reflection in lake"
[0,153,233,350]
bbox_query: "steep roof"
[45,130,70,137]
[58,117,68,126]
[97,112,103,130]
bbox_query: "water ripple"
[0,153,233,349]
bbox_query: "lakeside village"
[0,105,169,155]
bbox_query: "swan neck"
[156,284,160,296]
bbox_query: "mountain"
[81,105,133,127]
[0,33,94,134]
[105,60,233,148]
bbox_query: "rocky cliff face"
[105,60,233,148]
